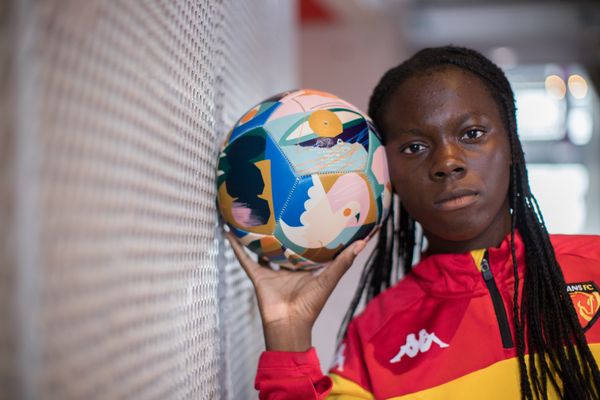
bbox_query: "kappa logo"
[566,281,600,330]
[390,329,449,364]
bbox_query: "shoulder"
[349,272,426,341]
[549,234,600,281]
[548,235,600,333]
[550,234,600,261]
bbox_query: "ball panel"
[228,225,322,270]
[296,245,344,264]
[280,248,322,270]
[263,133,297,220]
[281,88,339,102]
[275,172,377,262]
[263,112,304,146]
[217,128,277,235]
[229,226,289,265]
[269,91,341,122]
[262,90,297,104]
[364,130,392,222]
[275,117,369,175]
[264,91,370,176]
[276,174,312,230]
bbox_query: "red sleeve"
[255,347,333,399]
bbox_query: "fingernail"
[353,241,366,255]
[223,224,231,233]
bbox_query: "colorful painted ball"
[217,89,392,270]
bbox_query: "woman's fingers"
[226,229,367,300]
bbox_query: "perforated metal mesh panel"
[1,3,19,399]
[1,1,297,399]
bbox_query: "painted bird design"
[280,173,369,249]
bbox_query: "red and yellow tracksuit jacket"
[254,233,600,399]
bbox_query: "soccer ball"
[217,89,391,270]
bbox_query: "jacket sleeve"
[255,321,374,399]
[254,347,333,399]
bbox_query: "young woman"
[226,46,600,399]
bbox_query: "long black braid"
[337,46,600,399]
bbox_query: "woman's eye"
[462,129,485,140]
[401,143,427,154]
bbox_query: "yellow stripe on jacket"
[329,373,374,399]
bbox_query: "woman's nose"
[430,144,467,181]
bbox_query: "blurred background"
[1,0,599,398]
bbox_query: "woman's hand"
[225,231,366,352]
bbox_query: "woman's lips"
[433,190,479,211]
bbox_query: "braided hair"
[338,46,600,399]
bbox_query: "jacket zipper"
[480,252,514,348]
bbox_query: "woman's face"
[382,66,512,253]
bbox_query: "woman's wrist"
[263,319,312,352]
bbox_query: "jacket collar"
[410,231,526,297]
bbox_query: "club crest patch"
[566,281,600,330]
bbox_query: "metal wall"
[0,1,297,398]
